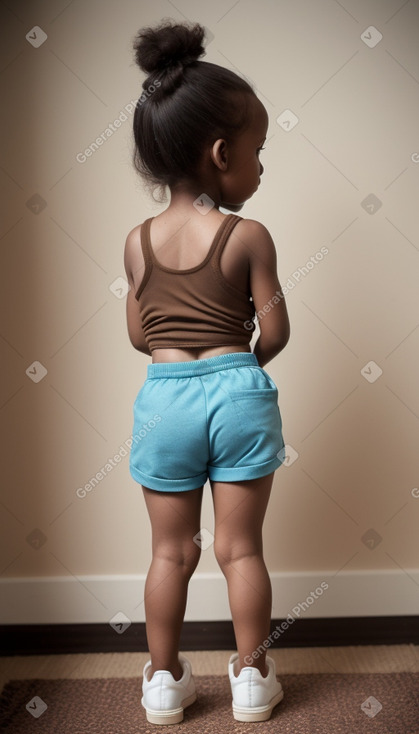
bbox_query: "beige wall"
[1,0,418,621]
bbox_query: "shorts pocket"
[226,386,283,456]
[229,387,278,401]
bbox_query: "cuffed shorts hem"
[129,464,208,492]
[129,454,284,492]
[208,454,284,482]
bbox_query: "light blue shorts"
[129,352,285,492]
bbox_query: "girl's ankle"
[149,662,183,681]
[235,658,269,678]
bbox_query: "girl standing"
[124,19,290,725]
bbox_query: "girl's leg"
[142,484,204,680]
[210,472,274,677]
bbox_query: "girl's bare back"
[127,209,253,362]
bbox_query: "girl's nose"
[259,161,264,176]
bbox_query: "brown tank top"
[135,214,256,351]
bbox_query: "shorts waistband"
[147,352,259,378]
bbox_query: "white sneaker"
[141,655,197,725]
[228,653,284,722]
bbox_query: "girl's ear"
[210,138,228,171]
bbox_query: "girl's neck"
[164,185,244,216]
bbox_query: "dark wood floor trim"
[1,617,418,656]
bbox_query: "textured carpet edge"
[1,673,418,733]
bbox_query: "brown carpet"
[1,674,418,733]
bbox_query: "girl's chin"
[219,202,245,213]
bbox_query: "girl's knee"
[153,538,201,575]
[214,535,262,571]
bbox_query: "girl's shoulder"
[234,217,271,237]
[232,218,278,261]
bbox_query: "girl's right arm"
[241,219,290,368]
[124,230,152,356]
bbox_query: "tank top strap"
[211,214,243,269]
[140,217,155,265]
[135,217,155,300]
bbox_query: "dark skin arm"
[123,229,152,355]
[239,219,290,367]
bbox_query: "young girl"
[124,20,290,725]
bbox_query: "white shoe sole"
[142,691,197,725]
[232,687,284,722]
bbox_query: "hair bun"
[133,20,205,75]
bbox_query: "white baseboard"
[1,570,418,625]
